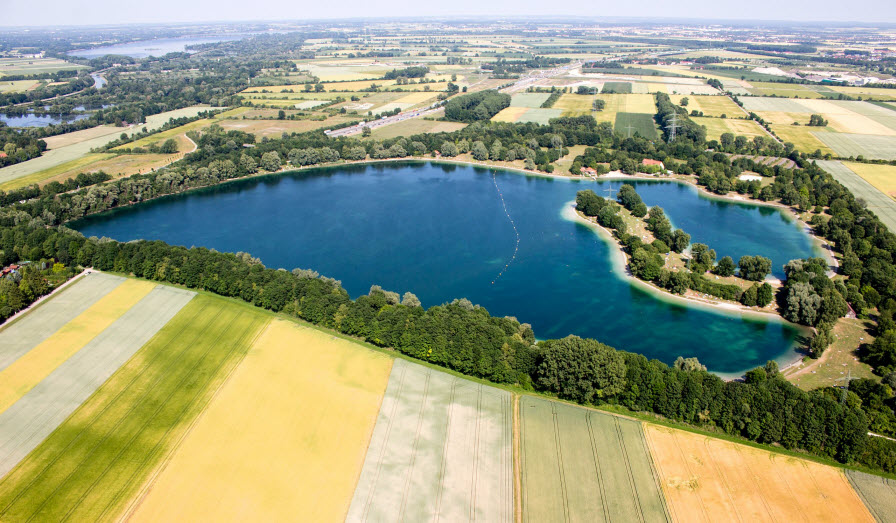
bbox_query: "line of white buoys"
[491,171,521,284]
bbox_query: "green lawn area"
[602,81,632,94]
[614,112,657,139]
[0,293,268,522]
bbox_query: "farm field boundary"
[0,279,155,415]
[519,396,669,522]
[847,470,896,523]
[0,291,268,522]
[126,320,393,522]
[346,359,513,522]
[0,272,124,371]
[0,284,194,480]
[816,160,896,233]
[644,424,873,522]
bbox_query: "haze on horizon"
[2,0,895,27]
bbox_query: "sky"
[1,0,894,26]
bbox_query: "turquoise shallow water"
[72,161,818,373]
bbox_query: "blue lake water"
[72,162,818,373]
[68,35,247,59]
[0,113,90,128]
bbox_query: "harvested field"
[346,359,513,522]
[294,99,328,109]
[127,320,393,522]
[644,424,873,522]
[42,125,122,149]
[0,279,155,415]
[0,284,195,481]
[815,132,896,160]
[817,160,896,233]
[692,117,767,140]
[847,470,896,523]
[615,112,658,139]
[517,108,563,124]
[602,81,632,93]
[510,93,551,108]
[842,162,896,198]
[0,272,123,371]
[492,106,529,122]
[371,119,466,140]
[519,396,669,522]
[0,293,271,522]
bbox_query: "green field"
[602,82,632,94]
[615,112,658,139]
[510,93,551,108]
[520,397,669,522]
[0,294,268,522]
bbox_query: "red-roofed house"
[642,159,665,169]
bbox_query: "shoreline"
[560,201,809,376]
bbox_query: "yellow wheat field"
[126,320,393,522]
[644,425,873,522]
[0,279,154,414]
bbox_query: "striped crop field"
[346,359,513,522]
[644,424,873,522]
[519,396,670,522]
[847,470,896,523]
[0,293,265,521]
[127,320,393,522]
[0,275,194,480]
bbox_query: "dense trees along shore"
[2,98,896,474]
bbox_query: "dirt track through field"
[0,272,124,372]
[644,424,873,522]
[0,285,194,479]
[346,359,513,522]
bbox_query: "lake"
[68,35,247,59]
[72,162,819,374]
[0,113,90,128]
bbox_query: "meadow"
[510,92,551,108]
[602,81,632,93]
[644,424,873,522]
[520,396,669,522]
[669,95,743,117]
[691,117,767,140]
[0,293,264,521]
[128,320,393,522]
[615,112,658,139]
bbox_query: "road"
[327,61,583,138]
